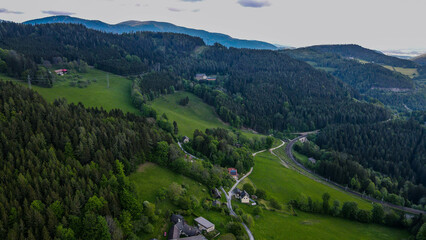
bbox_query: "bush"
[255,189,266,199]
[341,202,358,220]
[356,209,371,223]
[269,198,282,210]
[243,183,255,196]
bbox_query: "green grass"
[238,150,409,239]
[129,163,231,239]
[149,91,228,137]
[247,151,373,209]
[1,69,139,114]
[149,91,262,140]
[382,65,419,78]
[242,206,409,240]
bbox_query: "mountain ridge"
[308,44,418,68]
[24,15,278,50]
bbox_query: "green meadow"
[149,91,227,137]
[246,150,372,209]
[236,203,409,240]
[149,91,263,141]
[1,69,139,113]
[236,150,409,239]
[129,163,231,240]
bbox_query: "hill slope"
[413,54,426,66]
[308,44,418,68]
[24,15,278,50]
[285,48,426,111]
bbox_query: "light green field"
[238,150,409,239]
[246,150,373,209]
[150,91,263,140]
[0,69,139,114]
[382,65,419,78]
[237,203,409,240]
[354,59,419,78]
[149,91,227,137]
[129,163,231,239]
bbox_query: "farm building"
[228,168,238,180]
[194,217,215,233]
[54,69,68,76]
[169,214,201,240]
[195,74,207,81]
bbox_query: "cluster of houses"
[195,74,217,81]
[233,188,257,205]
[167,214,215,240]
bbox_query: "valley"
[0,19,424,240]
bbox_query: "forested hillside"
[0,22,390,134]
[0,81,233,240]
[285,48,414,92]
[314,120,426,206]
[413,54,426,66]
[308,44,418,68]
[286,48,426,111]
[0,22,204,76]
[24,16,278,50]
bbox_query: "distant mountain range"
[24,16,278,50]
[308,44,418,68]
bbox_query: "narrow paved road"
[221,141,287,240]
[286,134,426,215]
[177,142,201,160]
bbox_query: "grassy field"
[0,69,139,114]
[244,150,373,209]
[236,203,409,240]
[129,163,231,239]
[236,150,409,239]
[382,65,419,78]
[149,91,265,141]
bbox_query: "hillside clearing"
[1,69,139,113]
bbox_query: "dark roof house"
[168,214,201,240]
[171,214,184,224]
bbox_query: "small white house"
[240,191,250,204]
[194,217,215,233]
[299,137,308,143]
[182,136,190,144]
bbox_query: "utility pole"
[27,75,31,89]
[107,73,110,88]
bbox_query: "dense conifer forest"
[308,44,418,68]
[0,22,391,133]
[295,119,426,207]
[0,81,233,239]
[285,48,426,111]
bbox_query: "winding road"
[285,134,426,215]
[221,140,286,240]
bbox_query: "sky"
[1,0,426,51]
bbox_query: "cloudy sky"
[1,0,425,50]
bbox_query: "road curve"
[221,140,288,240]
[286,135,426,215]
